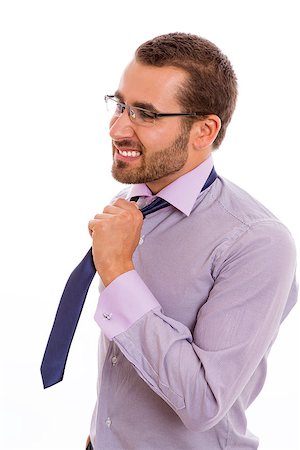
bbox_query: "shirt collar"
[127,155,214,216]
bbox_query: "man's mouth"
[114,143,143,161]
[117,149,141,157]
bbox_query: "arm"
[95,220,297,431]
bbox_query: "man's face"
[109,60,195,193]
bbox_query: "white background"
[0,1,299,449]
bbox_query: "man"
[86,33,297,449]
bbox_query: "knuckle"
[120,210,132,222]
[113,198,125,207]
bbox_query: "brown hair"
[135,32,238,149]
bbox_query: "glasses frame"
[104,95,209,125]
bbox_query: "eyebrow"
[114,90,160,113]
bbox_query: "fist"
[88,198,143,286]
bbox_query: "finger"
[89,215,114,228]
[99,199,141,218]
[130,201,140,210]
[102,202,140,216]
[93,212,113,220]
[88,217,111,236]
[112,197,141,212]
[102,204,126,215]
[88,225,94,237]
[88,219,96,237]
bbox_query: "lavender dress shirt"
[89,156,297,450]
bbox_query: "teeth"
[118,149,141,157]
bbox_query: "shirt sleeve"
[94,270,161,339]
[95,220,297,432]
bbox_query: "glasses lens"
[131,107,155,127]
[105,97,121,117]
[104,96,155,127]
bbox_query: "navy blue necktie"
[41,168,217,389]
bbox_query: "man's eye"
[138,109,156,120]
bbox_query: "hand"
[88,198,143,286]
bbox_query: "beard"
[111,122,191,185]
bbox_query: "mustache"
[113,140,144,152]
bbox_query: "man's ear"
[192,115,222,149]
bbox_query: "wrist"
[99,261,135,287]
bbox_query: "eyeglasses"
[104,95,207,127]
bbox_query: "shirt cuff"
[94,270,161,340]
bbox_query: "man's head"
[108,32,238,192]
[135,32,238,149]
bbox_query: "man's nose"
[109,110,135,140]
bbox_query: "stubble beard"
[111,125,191,185]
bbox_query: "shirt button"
[111,356,118,366]
[139,235,144,245]
[105,417,112,428]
